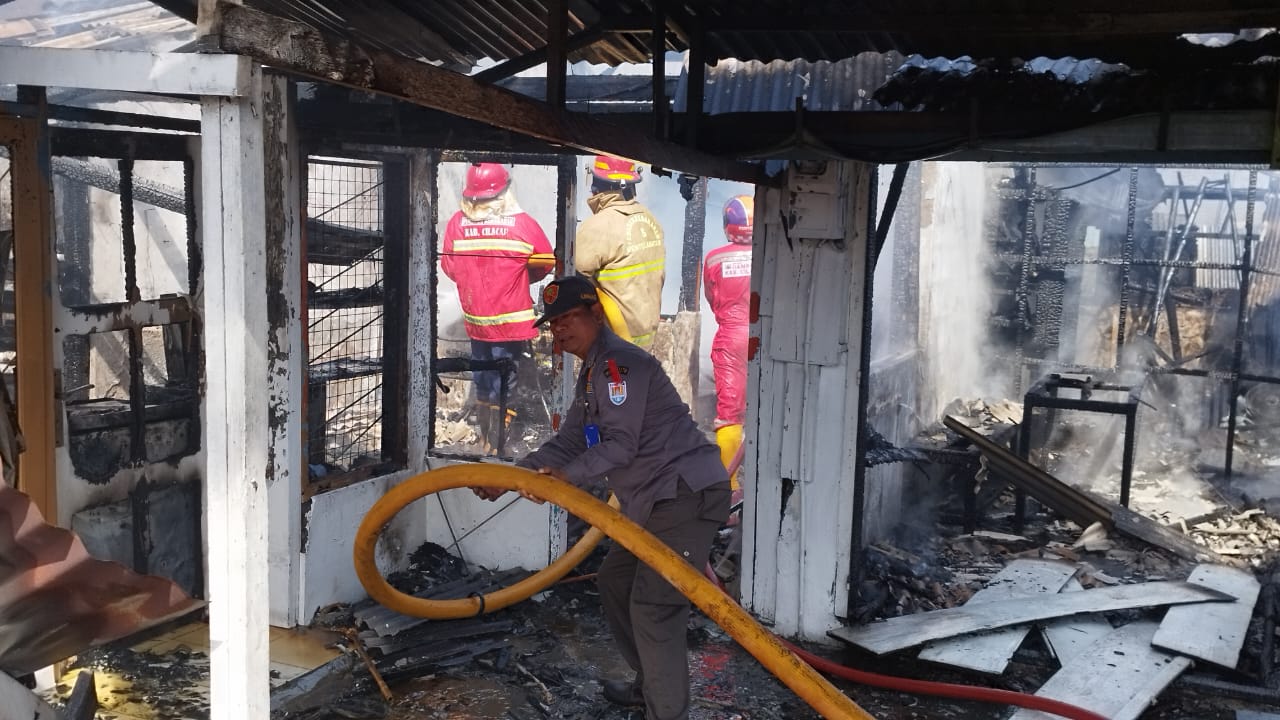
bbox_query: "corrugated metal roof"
[142,0,1280,71]
[0,484,201,676]
[0,0,192,50]
[673,52,906,114]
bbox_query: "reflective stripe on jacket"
[441,210,553,342]
[575,192,665,346]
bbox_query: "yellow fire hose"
[353,464,875,719]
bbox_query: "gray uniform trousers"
[597,479,732,720]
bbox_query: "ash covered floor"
[41,531,1280,720]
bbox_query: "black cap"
[534,276,600,327]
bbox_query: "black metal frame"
[1002,165,1280,482]
[50,128,203,477]
[1016,374,1142,528]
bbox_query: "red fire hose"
[715,450,1105,720]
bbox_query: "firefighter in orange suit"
[575,155,666,347]
[441,163,554,452]
[703,195,754,489]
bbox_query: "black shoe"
[601,678,644,707]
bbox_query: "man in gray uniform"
[473,275,730,720]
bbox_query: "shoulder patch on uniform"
[608,381,627,405]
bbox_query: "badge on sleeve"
[608,380,627,405]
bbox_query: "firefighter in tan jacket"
[575,155,665,347]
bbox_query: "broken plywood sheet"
[829,581,1233,655]
[1008,622,1191,720]
[1152,564,1261,669]
[1040,579,1113,665]
[918,559,1077,674]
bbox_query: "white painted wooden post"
[407,150,436,472]
[740,162,872,642]
[200,62,272,717]
[263,74,304,628]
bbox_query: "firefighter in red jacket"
[702,195,754,487]
[441,163,554,453]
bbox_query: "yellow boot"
[715,424,744,490]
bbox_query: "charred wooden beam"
[684,29,705,148]
[1272,76,1280,169]
[545,0,568,108]
[944,416,1222,563]
[64,669,98,720]
[50,127,191,161]
[651,2,667,140]
[206,2,764,185]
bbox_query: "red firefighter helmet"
[591,155,642,183]
[723,194,754,244]
[463,163,510,200]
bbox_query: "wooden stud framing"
[651,2,668,141]
[684,30,706,148]
[205,1,764,185]
[0,112,57,524]
[545,0,568,108]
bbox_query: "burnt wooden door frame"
[0,114,58,524]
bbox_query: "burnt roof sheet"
[874,54,1280,113]
[0,485,201,675]
[145,0,1280,71]
[674,52,906,114]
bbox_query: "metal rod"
[873,163,910,267]
[991,254,1267,272]
[1147,181,1181,334]
[847,165,877,617]
[1150,177,1209,331]
[1015,167,1037,393]
[118,157,140,303]
[1224,170,1257,480]
[1115,167,1139,365]
[127,327,147,463]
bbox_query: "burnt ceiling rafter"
[472,15,652,83]
[156,0,1280,68]
[204,2,766,183]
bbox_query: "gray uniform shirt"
[518,326,728,524]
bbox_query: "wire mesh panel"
[306,157,392,477]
